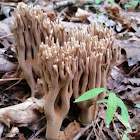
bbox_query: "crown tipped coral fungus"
[12,3,120,139]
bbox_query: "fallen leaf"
[88,14,116,27]
[59,120,81,140]
[6,126,19,138]
[75,8,92,23]
[128,124,140,139]
[119,41,140,66]
[0,123,4,137]
[0,48,17,74]
[40,6,56,21]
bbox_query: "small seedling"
[74,88,129,127]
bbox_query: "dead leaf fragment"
[105,3,130,29]
[120,41,140,66]
[40,6,56,21]
[0,123,4,138]
[0,48,17,74]
[6,126,19,138]
[75,8,92,22]
[123,78,140,86]
[59,120,81,140]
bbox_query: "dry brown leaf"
[0,17,14,48]
[75,8,92,22]
[6,126,19,138]
[123,78,140,86]
[0,48,17,75]
[105,3,130,29]
[119,40,140,66]
[128,124,140,139]
[19,136,26,140]
[59,121,82,140]
[40,6,56,21]
[0,123,4,138]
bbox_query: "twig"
[93,121,98,138]
[98,120,103,136]
[4,77,23,91]
[0,33,13,39]
[36,116,46,123]
[0,2,17,7]
[86,121,95,140]
[47,0,74,10]
[46,0,95,10]
[128,63,140,76]
[73,122,93,140]
[0,78,22,82]
[112,119,120,139]
[86,127,94,140]
[29,125,46,140]
[57,7,68,19]
[96,120,107,140]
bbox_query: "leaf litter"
[0,0,140,139]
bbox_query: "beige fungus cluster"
[13,3,120,140]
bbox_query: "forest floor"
[0,0,140,140]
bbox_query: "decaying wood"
[0,97,44,128]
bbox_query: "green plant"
[124,0,140,8]
[84,5,107,17]
[83,0,115,18]
[74,88,129,127]
[135,104,140,108]
[95,0,115,4]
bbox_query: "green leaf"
[106,92,117,126]
[97,99,108,104]
[97,11,107,16]
[89,99,108,107]
[129,0,139,6]
[84,5,98,9]
[74,88,109,103]
[116,114,130,128]
[124,4,134,8]
[107,0,115,4]
[102,23,106,28]
[135,104,140,108]
[122,134,129,140]
[84,5,94,8]
[125,127,132,134]
[117,97,129,124]
[95,0,101,4]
